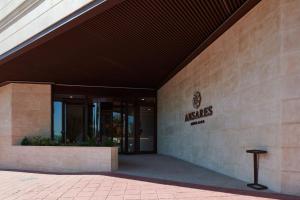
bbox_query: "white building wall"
[0,0,94,56]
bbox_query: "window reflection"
[139,106,154,151]
[53,101,63,142]
[127,105,135,153]
[66,104,84,143]
[88,100,101,140]
[52,95,156,153]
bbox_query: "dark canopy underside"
[0,0,260,89]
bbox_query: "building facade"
[158,1,300,195]
[0,0,299,196]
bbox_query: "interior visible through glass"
[53,94,156,153]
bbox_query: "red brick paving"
[0,171,298,200]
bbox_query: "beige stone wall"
[0,146,118,172]
[0,83,51,145]
[158,0,299,195]
[0,83,118,172]
[280,0,300,195]
[0,84,12,147]
[11,83,51,144]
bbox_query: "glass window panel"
[52,92,156,153]
[53,101,63,142]
[139,106,154,151]
[88,100,101,140]
[127,105,135,153]
[101,102,113,141]
[66,104,85,143]
[112,106,123,152]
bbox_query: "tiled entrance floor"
[0,154,298,200]
[0,170,297,200]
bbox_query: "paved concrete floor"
[117,154,254,191]
[0,154,298,200]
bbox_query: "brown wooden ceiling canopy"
[0,0,260,89]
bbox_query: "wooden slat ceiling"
[0,0,260,89]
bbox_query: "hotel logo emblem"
[185,91,213,126]
[193,91,202,109]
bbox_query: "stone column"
[0,84,12,147]
[0,83,52,145]
[11,83,52,144]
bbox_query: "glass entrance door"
[139,105,155,152]
[66,103,85,143]
[112,101,123,152]
[126,103,136,153]
[53,95,156,153]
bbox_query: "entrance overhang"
[0,0,260,89]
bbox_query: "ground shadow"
[0,169,298,200]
